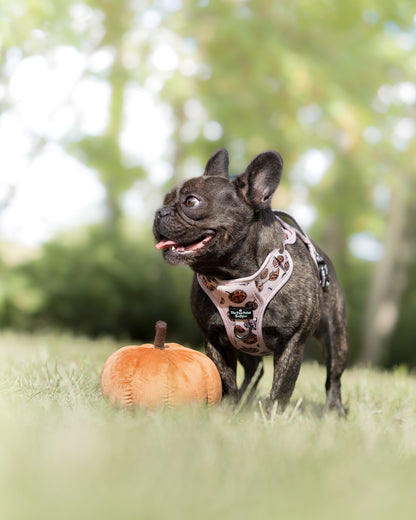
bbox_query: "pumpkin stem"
[154,321,167,349]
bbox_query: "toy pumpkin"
[101,321,222,409]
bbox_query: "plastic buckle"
[316,253,330,291]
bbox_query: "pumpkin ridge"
[193,358,210,405]
[123,373,134,407]
[200,357,222,406]
[164,355,174,409]
[121,350,139,407]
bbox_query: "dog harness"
[197,212,329,356]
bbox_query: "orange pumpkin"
[101,321,222,409]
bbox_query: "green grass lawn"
[1,332,416,520]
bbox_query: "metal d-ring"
[234,324,253,340]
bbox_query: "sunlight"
[1,43,172,245]
[348,232,384,262]
[151,43,179,71]
[1,144,105,245]
[289,148,334,186]
[120,83,173,169]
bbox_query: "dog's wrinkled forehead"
[163,176,232,206]
[163,180,186,205]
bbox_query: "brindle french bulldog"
[153,148,348,415]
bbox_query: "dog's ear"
[235,151,283,210]
[203,148,229,178]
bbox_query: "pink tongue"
[155,235,213,251]
[188,235,212,250]
[155,239,178,250]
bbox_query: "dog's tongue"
[155,239,178,250]
[155,235,213,252]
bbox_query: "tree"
[67,0,147,227]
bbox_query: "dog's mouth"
[155,233,215,255]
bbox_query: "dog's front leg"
[269,335,305,413]
[204,340,238,403]
[237,353,264,402]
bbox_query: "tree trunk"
[360,177,414,365]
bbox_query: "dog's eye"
[184,196,200,208]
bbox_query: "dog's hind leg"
[316,298,349,416]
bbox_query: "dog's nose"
[156,206,171,219]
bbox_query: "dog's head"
[153,148,283,269]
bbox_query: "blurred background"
[0,0,415,367]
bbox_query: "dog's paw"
[324,399,348,418]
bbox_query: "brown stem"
[153,321,167,349]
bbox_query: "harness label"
[229,306,254,321]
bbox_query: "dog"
[153,148,349,415]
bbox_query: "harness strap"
[275,211,329,290]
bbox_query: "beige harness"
[197,214,324,356]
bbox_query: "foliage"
[387,258,416,367]
[0,225,201,346]
[1,334,416,519]
[1,0,415,365]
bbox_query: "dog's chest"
[197,221,299,356]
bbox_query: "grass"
[1,332,416,520]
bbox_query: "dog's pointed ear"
[203,148,229,178]
[235,151,283,210]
